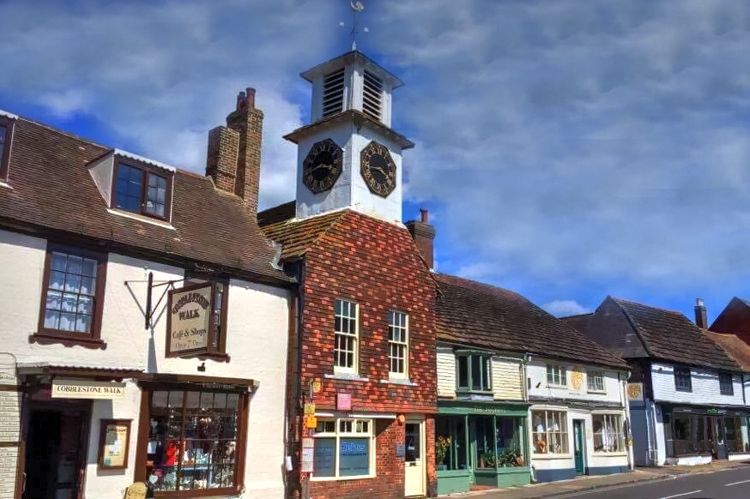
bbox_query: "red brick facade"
[288,210,438,498]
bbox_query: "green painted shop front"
[436,401,531,495]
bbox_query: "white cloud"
[543,300,591,318]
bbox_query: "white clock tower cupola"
[284,50,413,223]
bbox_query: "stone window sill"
[324,373,369,383]
[29,332,107,350]
[379,378,418,387]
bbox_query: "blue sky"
[1,0,749,323]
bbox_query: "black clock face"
[303,139,343,194]
[360,141,396,197]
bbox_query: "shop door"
[404,420,425,497]
[573,420,586,475]
[23,408,89,499]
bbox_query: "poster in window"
[98,419,131,469]
[313,438,336,477]
[339,438,369,476]
[166,283,214,356]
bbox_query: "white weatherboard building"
[571,297,750,467]
[0,98,293,498]
[433,274,632,494]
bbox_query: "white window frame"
[592,413,626,454]
[312,418,375,481]
[546,364,567,387]
[334,299,359,374]
[388,311,409,379]
[531,409,569,455]
[587,370,606,393]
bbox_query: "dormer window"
[322,68,345,118]
[362,70,383,120]
[115,161,170,219]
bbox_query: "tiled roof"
[259,207,348,260]
[611,298,740,371]
[435,274,628,369]
[702,331,750,372]
[0,117,291,284]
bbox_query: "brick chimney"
[695,298,708,329]
[406,208,436,270]
[206,87,263,213]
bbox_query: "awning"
[16,362,143,380]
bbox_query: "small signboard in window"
[98,419,131,469]
[166,283,215,357]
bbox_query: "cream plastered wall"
[527,359,624,405]
[0,230,291,498]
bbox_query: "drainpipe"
[522,354,536,482]
[620,371,634,471]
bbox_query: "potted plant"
[435,436,452,471]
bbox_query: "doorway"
[573,419,586,475]
[23,404,90,499]
[404,419,425,497]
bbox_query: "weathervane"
[339,1,368,51]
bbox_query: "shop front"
[134,375,254,496]
[663,405,750,463]
[436,401,530,495]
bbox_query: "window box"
[32,244,108,349]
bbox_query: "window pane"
[116,164,143,213]
[75,314,92,333]
[49,271,65,290]
[61,293,77,312]
[44,310,60,329]
[81,258,97,277]
[313,437,336,477]
[458,356,469,388]
[45,290,62,311]
[339,438,370,476]
[471,356,481,390]
[64,273,81,293]
[51,252,67,271]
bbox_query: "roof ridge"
[610,296,684,316]
[436,272,523,299]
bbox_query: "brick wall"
[297,210,438,497]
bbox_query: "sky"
[1,0,749,323]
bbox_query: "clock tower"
[284,50,413,223]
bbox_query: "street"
[552,466,750,499]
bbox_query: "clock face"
[303,139,343,194]
[360,141,397,197]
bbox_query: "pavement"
[443,460,750,498]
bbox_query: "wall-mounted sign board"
[166,283,215,357]
[52,378,126,400]
[98,419,131,470]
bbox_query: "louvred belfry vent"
[362,70,383,120]
[322,68,346,118]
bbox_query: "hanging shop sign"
[166,283,216,357]
[301,437,315,473]
[52,378,126,400]
[98,419,131,469]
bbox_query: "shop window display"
[592,414,625,453]
[532,410,568,454]
[146,390,241,492]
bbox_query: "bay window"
[457,352,492,392]
[532,410,568,454]
[592,414,625,453]
[313,418,374,479]
[144,389,245,494]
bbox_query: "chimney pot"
[420,208,429,224]
[245,87,256,108]
[236,91,246,111]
